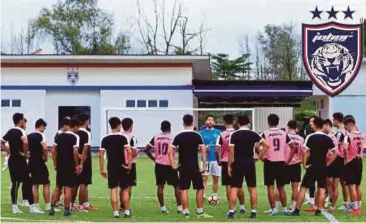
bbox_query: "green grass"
[1,156,366,222]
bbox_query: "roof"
[193,79,313,107]
[0,55,212,80]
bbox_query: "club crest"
[67,69,79,85]
[302,22,363,97]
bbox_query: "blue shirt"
[200,128,221,162]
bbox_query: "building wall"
[254,107,293,132]
[101,90,193,146]
[1,67,192,86]
[1,90,46,137]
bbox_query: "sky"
[1,0,365,57]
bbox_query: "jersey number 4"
[157,142,169,155]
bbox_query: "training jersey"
[122,132,138,164]
[77,128,92,168]
[284,133,304,165]
[148,133,174,166]
[303,132,336,168]
[216,128,235,162]
[171,130,204,167]
[229,127,263,167]
[263,128,292,162]
[326,133,339,162]
[100,133,130,171]
[334,127,346,157]
[28,131,46,163]
[200,128,221,162]
[2,127,27,160]
[54,131,80,171]
[344,131,365,161]
[53,130,63,145]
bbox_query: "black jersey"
[2,127,27,159]
[172,130,204,167]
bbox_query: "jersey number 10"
[157,142,169,155]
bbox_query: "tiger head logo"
[302,22,363,96]
[310,43,354,90]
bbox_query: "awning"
[193,80,313,107]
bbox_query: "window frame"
[148,100,158,108]
[1,99,10,107]
[126,100,136,108]
[159,100,169,108]
[137,100,147,108]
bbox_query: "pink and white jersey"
[123,132,138,164]
[326,133,339,162]
[149,133,174,166]
[263,128,292,162]
[335,126,347,157]
[345,131,365,161]
[284,133,304,165]
[216,129,235,162]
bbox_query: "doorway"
[58,106,91,129]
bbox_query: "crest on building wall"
[67,68,79,85]
[302,6,363,97]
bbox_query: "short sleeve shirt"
[303,132,336,167]
[28,131,46,162]
[100,133,130,171]
[229,127,263,167]
[2,127,27,159]
[55,131,80,171]
[171,130,204,167]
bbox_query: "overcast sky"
[1,0,365,57]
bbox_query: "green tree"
[32,0,129,54]
[211,53,252,80]
[258,24,302,80]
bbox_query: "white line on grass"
[321,209,339,222]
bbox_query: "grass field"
[1,156,365,222]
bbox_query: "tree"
[211,53,252,80]
[4,20,36,54]
[257,24,302,80]
[32,0,130,55]
[136,0,207,55]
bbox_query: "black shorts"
[344,158,362,186]
[127,163,137,187]
[301,165,327,189]
[108,167,129,189]
[8,157,29,183]
[285,163,301,184]
[178,165,204,190]
[77,165,92,185]
[29,161,50,185]
[327,156,343,178]
[230,160,256,188]
[264,160,286,186]
[56,169,77,187]
[221,162,231,186]
[155,163,179,186]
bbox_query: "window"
[320,99,324,109]
[12,99,21,107]
[59,106,91,129]
[137,100,146,107]
[1,99,10,107]
[126,100,136,108]
[159,100,169,108]
[148,100,158,107]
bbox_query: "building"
[313,58,366,132]
[1,55,313,148]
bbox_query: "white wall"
[1,67,192,86]
[1,90,46,137]
[45,91,101,146]
[254,107,293,132]
[101,90,193,146]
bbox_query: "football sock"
[161,206,167,212]
[240,205,245,210]
[83,202,90,207]
[183,208,190,215]
[113,210,119,217]
[352,201,358,210]
[177,205,183,212]
[125,209,130,216]
[229,209,235,213]
[197,208,203,214]
[251,209,256,213]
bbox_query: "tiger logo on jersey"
[302,6,363,97]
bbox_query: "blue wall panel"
[333,96,366,132]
